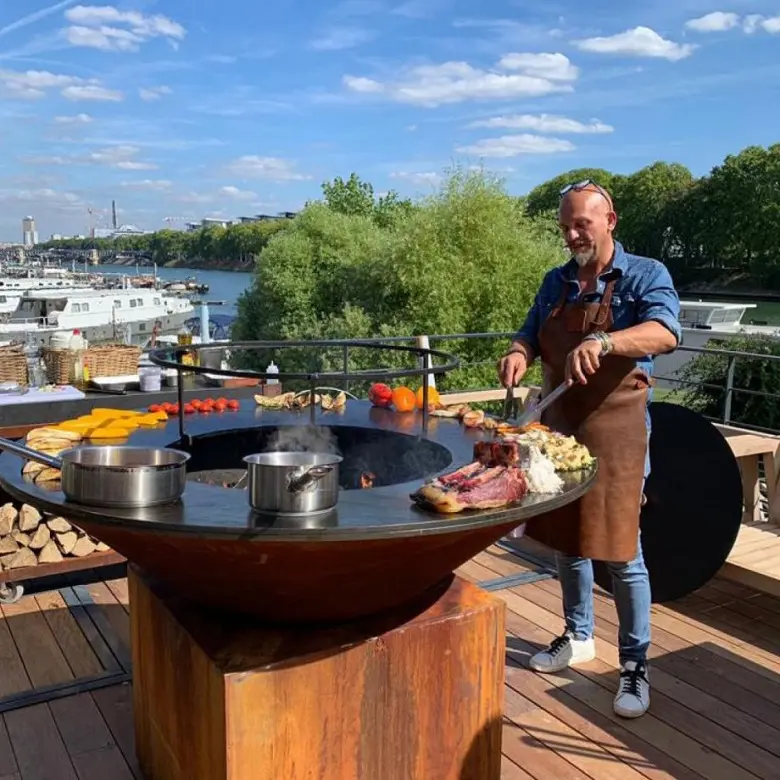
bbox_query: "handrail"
[327,331,780,435]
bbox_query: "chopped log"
[71,536,97,557]
[5,547,37,569]
[0,537,19,555]
[11,531,31,547]
[38,541,63,564]
[46,516,72,533]
[95,541,110,552]
[56,532,78,555]
[29,524,51,551]
[18,505,42,532]
[0,504,17,536]
[0,552,16,570]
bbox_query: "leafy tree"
[233,167,563,392]
[674,333,780,430]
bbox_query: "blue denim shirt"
[514,241,682,476]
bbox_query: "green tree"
[234,167,563,392]
[674,333,780,430]
[524,167,619,216]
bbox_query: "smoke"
[263,425,341,456]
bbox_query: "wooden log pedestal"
[129,565,506,780]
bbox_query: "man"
[498,180,681,719]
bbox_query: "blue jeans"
[555,532,651,665]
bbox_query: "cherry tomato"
[148,404,162,413]
[170,403,180,415]
[200,406,211,414]
[217,396,228,405]
[190,399,202,410]
[214,401,227,413]
[161,402,174,413]
[184,404,196,415]
[227,399,240,410]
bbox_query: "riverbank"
[104,256,253,273]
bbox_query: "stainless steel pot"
[243,451,342,516]
[0,438,190,508]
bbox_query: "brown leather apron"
[521,278,650,563]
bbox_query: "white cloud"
[53,112,93,124]
[455,133,574,158]
[390,171,441,186]
[743,14,763,33]
[225,156,311,181]
[684,12,740,33]
[62,84,123,101]
[121,179,172,191]
[469,113,613,134]
[761,16,780,34]
[343,53,577,107]
[0,68,121,101]
[309,27,375,51]
[0,187,84,209]
[496,53,578,81]
[25,144,156,170]
[139,85,172,101]
[219,185,258,201]
[574,27,696,61]
[63,5,186,52]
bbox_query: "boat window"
[82,302,90,312]
[136,298,143,306]
[114,300,122,308]
[72,303,81,313]
[154,297,161,306]
[130,299,137,308]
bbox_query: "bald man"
[498,181,681,719]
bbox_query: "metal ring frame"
[147,340,461,441]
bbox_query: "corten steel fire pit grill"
[0,341,598,624]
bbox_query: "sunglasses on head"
[559,179,613,208]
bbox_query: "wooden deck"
[1,552,780,779]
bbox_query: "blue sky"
[1,0,779,241]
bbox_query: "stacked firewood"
[0,502,109,571]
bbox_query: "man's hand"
[566,340,603,385]
[498,351,529,388]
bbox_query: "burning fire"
[360,471,375,489]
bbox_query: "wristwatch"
[584,331,613,356]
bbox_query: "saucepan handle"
[287,465,334,494]
[0,437,63,470]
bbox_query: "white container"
[139,367,162,392]
[266,361,279,385]
[50,331,72,349]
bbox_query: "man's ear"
[607,211,618,233]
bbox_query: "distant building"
[93,224,151,239]
[22,216,38,247]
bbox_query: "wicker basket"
[0,345,28,385]
[41,347,82,385]
[84,344,142,378]
[42,344,142,384]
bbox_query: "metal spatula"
[507,380,571,428]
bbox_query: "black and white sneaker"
[528,632,596,673]
[614,660,650,718]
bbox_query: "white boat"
[655,300,780,385]
[0,288,194,347]
[0,271,93,315]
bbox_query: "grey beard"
[574,250,596,267]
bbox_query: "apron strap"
[592,278,617,328]
[550,283,569,318]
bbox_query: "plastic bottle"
[266,361,279,385]
[68,329,86,386]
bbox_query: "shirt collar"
[559,239,627,283]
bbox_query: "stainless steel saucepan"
[0,437,190,508]
[243,451,342,516]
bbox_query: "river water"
[101,264,253,317]
[101,264,780,326]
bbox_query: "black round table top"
[0,400,597,542]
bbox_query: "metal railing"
[335,332,780,436]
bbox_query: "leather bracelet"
[503,347,530,361]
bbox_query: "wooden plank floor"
[722,521,780,598]
[1,556,780,779]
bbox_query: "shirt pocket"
[609,291,638,329]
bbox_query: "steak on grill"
[411,462,528,514]
[473,440,528,467]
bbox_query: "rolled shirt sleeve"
[513,294,543,355]
[636,263,682,349]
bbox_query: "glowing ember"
[360,471,375,489]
